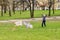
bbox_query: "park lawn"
[0,21,60,40]
[0,10,60,20]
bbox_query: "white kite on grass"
[23,21,33,28]
[15,20,23,26]
[13,20,33,29]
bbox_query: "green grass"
[0,21,60,40]
[0,10,60,20]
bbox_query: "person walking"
[42,14,46,27]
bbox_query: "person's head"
[43,14,46,16]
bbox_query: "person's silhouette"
[42,14,46,27]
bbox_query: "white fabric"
[14,21,33,28]
[15,20,22,26]
[23,21,33,28]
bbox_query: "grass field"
[0,10,60,20]
[0,21,60,40]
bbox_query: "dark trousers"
[42,21,46,27]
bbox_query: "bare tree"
[0,0,3,16]
[31,0,34,18]
[0,0,12,16]
[48,0,53,16]
[52,0,55,14]
[0,0,5,16]
[3,0,7,13]
[9,6,11,16]
[22,0,25,11]
[12,1,15,14]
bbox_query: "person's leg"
[42,22,43,27]
[44,22,46,27]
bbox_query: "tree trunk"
[13,1,15,14]
[9,6,11,16]
[31,0,34,18]
[29,0,32,18]
[20,7,21,14]
[53,0,54,14]
[4,5,7,13]
[49,6,51,16]
[1,5,3,16]
[48,0,52,16]
[53,6,54,14]
[23,1,25,11]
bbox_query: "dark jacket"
[42,16,46,22]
